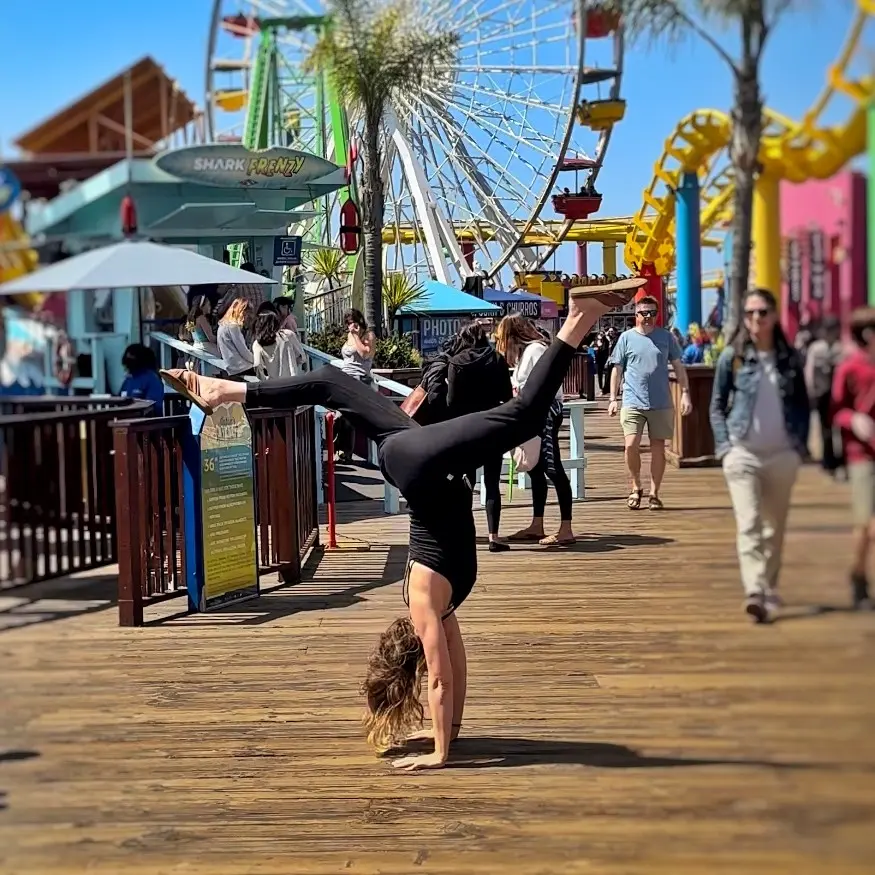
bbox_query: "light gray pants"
[722,446,801,597]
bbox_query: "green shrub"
[307,324,421,370]
[374,334,422,370]
[306,324,346,359]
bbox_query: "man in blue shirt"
[608,296,693,510]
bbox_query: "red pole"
[324,413,338,549]
[637,262,666,327]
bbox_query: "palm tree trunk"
[725,59,763,340]
[360,108,384,337]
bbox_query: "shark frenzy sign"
[154,145,342,190]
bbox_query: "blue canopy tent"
[396,280,500,355]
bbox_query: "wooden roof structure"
[13,56,199,156]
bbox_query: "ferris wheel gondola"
[206,0,625,286]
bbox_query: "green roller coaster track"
[227,16,357,279]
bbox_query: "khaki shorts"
[620,406,675,441]
[848,461,875,526]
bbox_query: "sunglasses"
[636,310,657,318]
[744,308,772,318]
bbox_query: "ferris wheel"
[206,0,624,285]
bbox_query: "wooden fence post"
[113,424,145,626]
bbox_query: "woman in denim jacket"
[709,289,810,623]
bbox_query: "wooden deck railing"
[563,351,596,400]
[0,397,153,589]
[112,405,319,626]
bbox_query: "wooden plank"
[0,406,873,874]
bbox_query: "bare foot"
[160,369,246,412]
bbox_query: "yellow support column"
[752,172,782,297]
[602,241,617,275]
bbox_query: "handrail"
[304,282,353,304]
[301,343,414,398]
[301,341,413,511]
[0,397,153,426]
[149,331,226,370]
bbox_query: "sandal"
[627,488,643,510]
[539,534,576,547]
[159,369,213,415]
[648,495,665,511]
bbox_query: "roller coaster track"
[624,0,875,277]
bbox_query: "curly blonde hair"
[361,617,425,755]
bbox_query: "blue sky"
[0,0,864,291]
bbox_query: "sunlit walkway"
[1,407,873,874]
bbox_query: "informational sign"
[420,316,470,355]
[787,237,803,303]
[155,144,342,190]
[197,403,259,610]
[273,235,303,266]
[0,167,21,214]
[808,230,826,301]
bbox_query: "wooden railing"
[0,397,153,589]
[563,351,596,400]
[112,405,319,626]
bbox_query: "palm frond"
[307,248,347,285]
[304,0,459,118]
[382,272,426,324]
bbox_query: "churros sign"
[154,145,342,190]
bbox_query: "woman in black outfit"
[495,314,575,546]
[160,282,643,771]
[417,322,513,551]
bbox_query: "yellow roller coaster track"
[625,0,875,277]
[382,216,723,248]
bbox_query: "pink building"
[779,170,868,337]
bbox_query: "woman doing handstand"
[160,281,644,770]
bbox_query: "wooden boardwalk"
[1,407,874,874]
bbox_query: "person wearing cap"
[607,295,692,510]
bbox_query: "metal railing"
[304,283,353,335]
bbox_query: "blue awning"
[482,287,542,303]
[397,280,501,315]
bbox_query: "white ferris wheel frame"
[204,0,625,285]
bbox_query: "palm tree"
[382,271,426,326]
[603,0,803,335]
[307,247,347,291]
[305,0,459,337]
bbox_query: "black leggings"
[529,406,573,521]
[815,392,843,472]
[468,457,503,535]
[245,340,576,496]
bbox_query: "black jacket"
[417,345,513,425]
